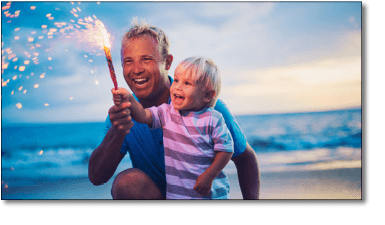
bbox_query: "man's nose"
[133,61,144,74]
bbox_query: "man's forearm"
[232,143,260,199]
[88,127,126,186]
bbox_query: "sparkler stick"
[97,20,118,90]
[103,45,118,90]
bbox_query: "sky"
[1,1,362,124]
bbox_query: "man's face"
[122,36,169,101]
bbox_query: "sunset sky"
[1,1,361,124]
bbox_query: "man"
[88,19,260,199]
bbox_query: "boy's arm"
[194,151,233,196]
[112,88,153,125]
[126,96,153,125]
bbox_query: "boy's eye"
[185,82,191,85]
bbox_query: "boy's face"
[121,36,170,101]
[170,72,209,111]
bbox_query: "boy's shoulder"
[205,107,222,118]
[194,107,224,123]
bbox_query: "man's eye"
[124,60,133,64]
[142,58,152,62]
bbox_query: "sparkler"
[95,20,118,90]
[2,2,117,108]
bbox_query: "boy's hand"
[112,87,131,106]
[194,172,214,196]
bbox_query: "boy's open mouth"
[174,94,185,100]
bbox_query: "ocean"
[1,108,362,198]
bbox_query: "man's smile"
[133,77,150,86]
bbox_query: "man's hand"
[109,88,134,136]
[194,172,214,196]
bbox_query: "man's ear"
[203,90,216,104]
[165,54,173,70]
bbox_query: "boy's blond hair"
[174,57,221,107]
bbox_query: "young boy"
[113,57,234,199]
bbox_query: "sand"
[2,167,361,200]
[228,168,361,199]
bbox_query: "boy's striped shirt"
[148,103,234,199]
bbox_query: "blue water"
[1,108,361,182]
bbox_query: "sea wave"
[248,131,361,152]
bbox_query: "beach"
[2,167,361,200]
[1,109,361,200]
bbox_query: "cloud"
[2,2,362,123]
[2,100,110,124]
[349,16,359,29]
[220,56,361,115]
[150,2,277,77]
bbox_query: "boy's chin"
[172,103,187,111]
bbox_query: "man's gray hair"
[121,18,170,64]
[174,56,221,107]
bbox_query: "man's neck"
[137,75,172,108]
[139,88,170,108]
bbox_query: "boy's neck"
[178,104,211,115]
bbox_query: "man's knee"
[111,168,164,199]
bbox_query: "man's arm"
[88,97,134,186]
[88,127,126,185]
[231,142,260,199]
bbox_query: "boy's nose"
[175,82,183,90]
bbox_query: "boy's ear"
[203,90,216,104]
